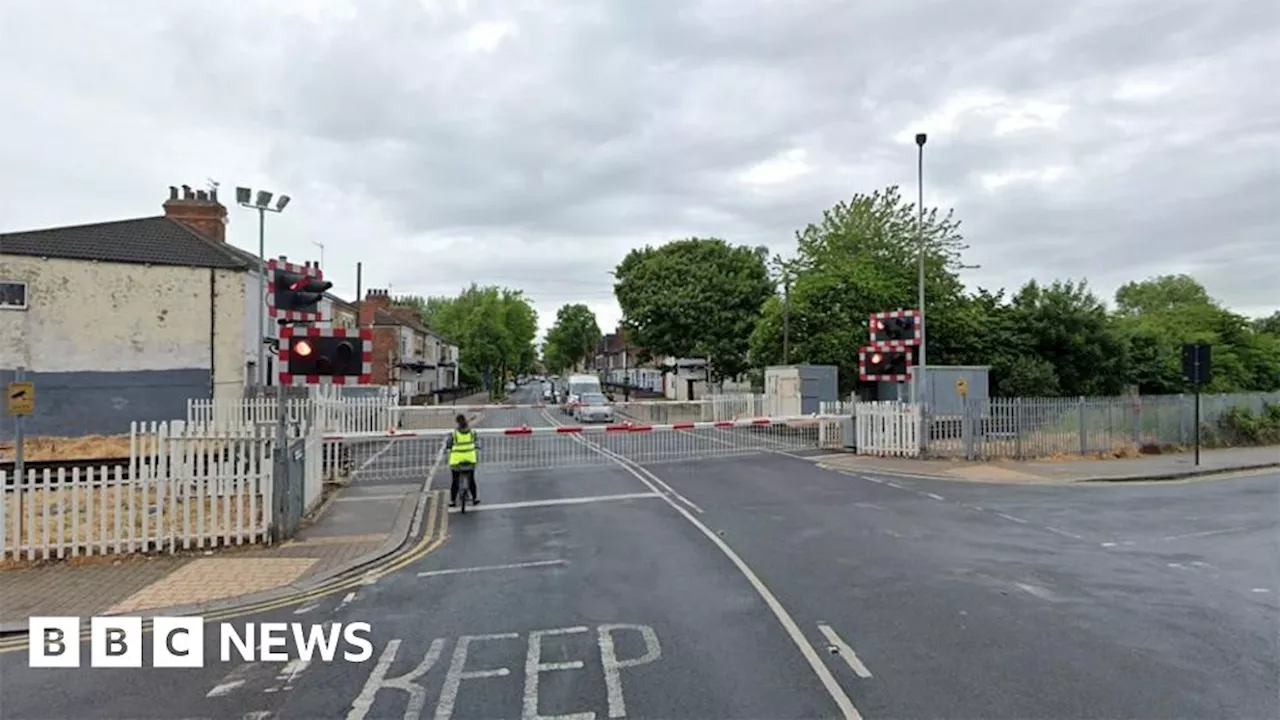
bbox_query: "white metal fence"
[2,420,326,562]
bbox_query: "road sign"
[7,381,34,416]
[955,378,968,397]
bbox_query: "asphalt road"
[1,384,1276,719]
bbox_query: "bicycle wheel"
[459,472,470,513]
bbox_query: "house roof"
[0,215,254,270]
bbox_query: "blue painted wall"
[0,368,209,437]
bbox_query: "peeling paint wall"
[0,255,249,436]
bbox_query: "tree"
[542,304,601,373]
[747,186,972,394]
[399,285,538,391]
[1112,275,1280,393]
[614,238,773,382]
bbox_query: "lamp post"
[913,133,927,405]
[236,187,291,387]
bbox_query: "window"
[0,281,28,310]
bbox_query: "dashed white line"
[816,623,873,679]
[923,492,946,501]
[334,591,357,614]
[1044,526,1085,540]
[996,513,1029,524]
[418,559,567,578]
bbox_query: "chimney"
[360,289,393,326]
[163,183,229,243]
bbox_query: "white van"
[564,374,603,413]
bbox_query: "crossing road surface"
[1,384,1276,719]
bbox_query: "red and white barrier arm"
[324,414,837,441]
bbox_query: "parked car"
[574,393,615,423]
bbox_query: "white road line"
[453,492,662,513]
[418,559,567,578]
[541,406,862,717]
[1044,526,1085,540]
[923,492,946,501]
[207,680,246,698]
[996,512,1029,524]
[334,591,357,614]
[1162,524,1272,541]
[540,408,706,513]
[293,604,319,615]
[816,623,873,679]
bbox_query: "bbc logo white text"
[29,616,374,668]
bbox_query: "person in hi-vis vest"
[445,413,480,506]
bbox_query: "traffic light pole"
[914,133,927,406]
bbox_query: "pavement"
[818,444,1279,483]
[1,385,1277,719]
[0,397,489,633]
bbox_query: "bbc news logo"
[29,616,374,668]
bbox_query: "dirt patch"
[0,435,133,462]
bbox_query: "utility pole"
[236,187,291,387]
[913,132,927,404]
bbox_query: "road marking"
[1044,526,1084,540]
[207,662,260,698]
[995,512,1028,524]
[572,441,864,719]
[418,559,567,578]
[346,638,445,720]
[524,626,593,720]
[293,604,319,615]
[816,623,872,679]
[923,492,945,501]
[598,624,662,718]
[540,408,706,514]
[436,633,518,720]
[1251,588,1271,593]
[452,492,661,513]
[1162,524,1273,541]
[334,591,357,614]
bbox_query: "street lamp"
[236,186,292,387]
[913,133,927,405]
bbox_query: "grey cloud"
[1,0,1276,331]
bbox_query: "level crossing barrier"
[322,414,849,480]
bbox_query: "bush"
[1212,403,1280,446]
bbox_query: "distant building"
[359,289,459,402]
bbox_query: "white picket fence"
[854,401,921,457]
[1,420,325,562]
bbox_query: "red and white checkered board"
[267,257,325,321]
[868,309,921,348]
[859,345,914,382]
[278,326,373,385]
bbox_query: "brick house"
[358,289,459,402]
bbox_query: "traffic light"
[267,257,332,320]
[859,346,913,381]
[869,310,921,347]
[280,328,372,384]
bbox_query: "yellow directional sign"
[955,377,969,397]
[7,381,34,416]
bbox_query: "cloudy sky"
[2,0,1276,339]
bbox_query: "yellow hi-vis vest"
[449,430,477,467]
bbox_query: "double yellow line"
[0,491,451,654]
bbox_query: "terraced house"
[359,289,459,403]
[0,185,300,437]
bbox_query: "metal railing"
[923,392,1280,460]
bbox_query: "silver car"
[574,393,615,423]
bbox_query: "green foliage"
[398,285,538,389]
[614,237,773,381]
[542,304,602,374]
[1206,403,1280,447]
[738,185,1279,398]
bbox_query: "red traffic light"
[870,352,883,364]
[294,339,314,357]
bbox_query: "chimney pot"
[182,184,192,199]
[168,186,178,200]
[210,188,218,203]
[196,190,208,201]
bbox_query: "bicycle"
[455,467,476,514]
